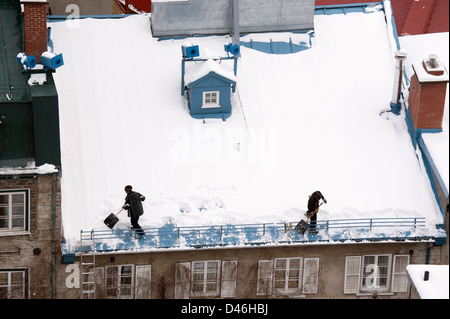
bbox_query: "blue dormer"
[184,59,237,121]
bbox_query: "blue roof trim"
[59,217,447,259]
[417,132,448,216]
[47,14,136,22]
[315,2,382,15]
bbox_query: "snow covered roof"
[399,32,449,192]
[407,264,449,299]
[49,5,445,246]
[184,58,237,86]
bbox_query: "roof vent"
[422,54,445,76]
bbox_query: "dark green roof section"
[0,102,35,167]
[0,0,30,103]
[30,73,61,167]
[1,0,61,168]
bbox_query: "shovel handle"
[115,207,124,217]
[305,202,324,222]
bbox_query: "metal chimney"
[390,50,407,114]
[232,0,240,46]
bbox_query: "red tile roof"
[316,0,448,35]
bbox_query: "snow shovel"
[104,207,124,229]
[295,202,324,235]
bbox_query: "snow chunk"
[184,58,236,85]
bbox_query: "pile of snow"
[49,11,443,244]
[0,162,58,175]
[407,264,449,299]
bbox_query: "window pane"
[289,259,300,269]
[193,273,203,282]
[363,256,375,266]
[0,195,7,205]
[0,207,8,229]
[275,259,286,269]
[0,287,7,299]
[378,256,389,266]
[274,279,285,289]
[121,266,132,275]
[121,287,131,297]
[106,288,118,297]
[207,261,218,271]
[121,277,131,285]
[193,262,204,272]
[12,194,24,205]
[192,283,203,292]
[206,283,217,292]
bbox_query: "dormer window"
[202,91,220,108]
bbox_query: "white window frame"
[273,257,302,294]
[0,189,30,234]
[0,269,29,299]
[360,254,392,292]
[202,91,220,108]
[105,265,135,299]
[191,260,221,297]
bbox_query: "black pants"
[307,211,317,230]
[130,215,145,235]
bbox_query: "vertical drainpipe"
[390,50,407,115]
[425,244,431,264]
[232,0,240,46]
[52,172,57,298]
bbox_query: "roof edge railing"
[73,217,444,253]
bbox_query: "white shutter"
[392,255,410,293]
[302,258,319,294]
[93,267,104,299]
[256,260,273,296]
[175,262,191,299]
[221,261,237,298]
[135,265,151,299]
[344,256,361,294]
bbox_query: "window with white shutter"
[256,260,273,296]
[391,255,409,293]
[221,261,237,298]
[191,260,221,297]
[302,258,319,294]
[361,255,391,291]
[344,256,361,294]
[135,265,151,299]
[105,265,134,299]
[273,258,302,294]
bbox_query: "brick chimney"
[21,0,48,63]
[408,54,449,130]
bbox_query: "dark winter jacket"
[124,191,146,218]
[307,191,326,215]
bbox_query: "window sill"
[356,292,395,296]
[201,105,221,109]
[0,230,31,237]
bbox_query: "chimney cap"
[394,49,407,60]
[412,54,449,83]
